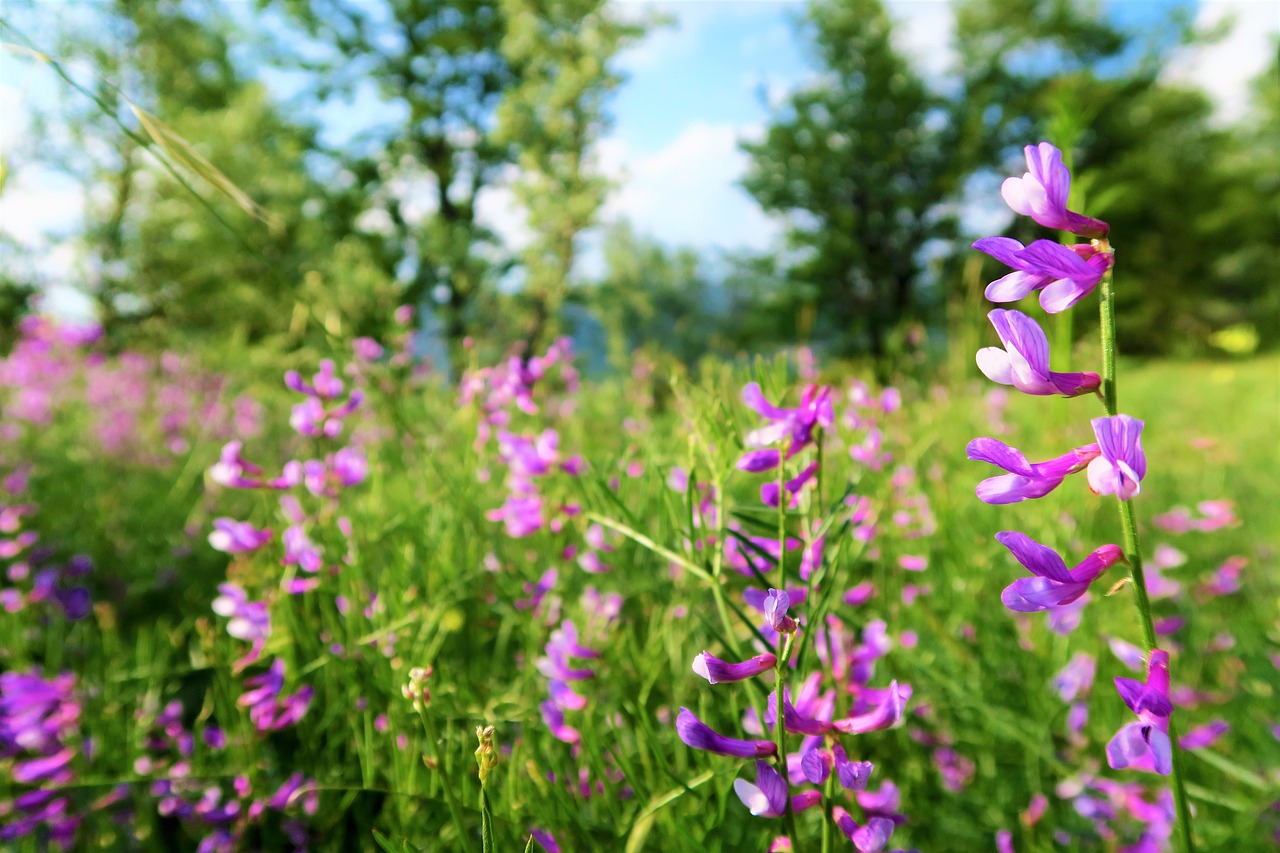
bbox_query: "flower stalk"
[1098,263,1195,852]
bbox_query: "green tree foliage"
[586,220,718,367]
[954,4,1278,355]
[8,0,358,348]
[268,0,515,348]
[494,0,648,351]
[740,0,957,361]
[948,0,1136,166]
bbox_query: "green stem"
[480,786,494,853]
[1098,262,1195,853]
[774,632,798,845]
[1098,265,1120,415]
[418,708,477,853]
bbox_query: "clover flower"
[1087,415,1146,500]
[995,532,1124,613]
[967,437,1101,504]
[1000,141,1109,238]
[977,310,1101,397]
[1106,649,1173,775]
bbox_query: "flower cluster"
[0,316,257,464]
[735,382,833,508]
[681,590,909,847]
[0,670,82,846]
[968,141,1175,801]
[463,339,588,543]
[208,356,368,594]
[130,697,318,851]
[535,590,627,802]
[0,467,93,620]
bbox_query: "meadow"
[1,311,1276,852]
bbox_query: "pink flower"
[1001,142,1109,238]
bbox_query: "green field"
[2,328,1276,852]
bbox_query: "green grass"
[1,345,1277,852]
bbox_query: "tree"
[585,220,718,367]
[741,0,958,362]
[951,2,1278,355]
[268,0,516,349]
[493,0,648,351]
[7,0,346,347]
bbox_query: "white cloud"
[1164,0,1279,124]
[599,120,781,251]
[475,163,535,254]
[887,1,957,83]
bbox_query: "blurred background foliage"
[0,0,1276,369]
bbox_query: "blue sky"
[1,0,1276,315]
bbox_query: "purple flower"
[1001,142,1109,238]
[761,460,820,508]
[977,310,1100,397]
[974,238,1113,313]
[487,494,545,538]
[734,760,789,817]
[774,697,832,736]
[540,700,581,744]
[0,669,80,819]
[1178,720,1227,750]
[800,748,831,783]
[763,588,798,634]
[529,828,560,853]
[212,583,270,672]
[967,437,1100,504]
[1109,636,1147,671]
[692,652,776,684]
[238,660,312,732]
[833,745,873,791]
[996,532,1124,612]
[332,447,368,488]
[285,359,344,400]
[209,441,266,489]
[676,707,777,758]
[1087,415,1146,500]
[282,525,323,574]
[1106,649,1173,775]
[208,518,273,554]
[832,681,905,734]
[353,337,384,362]
[740,382,834,460]
[833,808,897,852]
[1052,652,1096,702]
